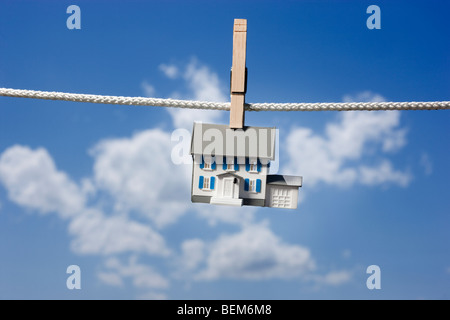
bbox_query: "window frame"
[202,177,211,190]
[203,161,212,170]
[249,161,258,173]
[249,179,256,192]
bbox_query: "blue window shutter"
[200,156,204,169]
[223,157,227,170]
[257,159,262,172]
[245,158,250,171]
[244,178,249,191]
[211,160,216,170]
[210,176,215,190]
[234,157,239,171]
[256,179,261,193]
[199,176,204,189]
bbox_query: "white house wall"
[191,158,268,201]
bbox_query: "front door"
[223,178,234,198]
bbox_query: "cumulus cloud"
[98,256,169,299]
[286,92,411,188]
[179,239,206,272]
[194,223,316,280]
[68,208,170,256]
[159,63,179,79]
[420,153,433,176]
[0,144,171,298]
[359,161,411,187]
[141,81,156,97]
[342,91,386,103]
[182,58,227,103]
[90,129,191,228]
[149,58,227,129]
[0,145,85,218]
[313,270,352,286]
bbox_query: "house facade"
[190,122,302,209]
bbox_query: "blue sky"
[0,0,449,300]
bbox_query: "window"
[249,179,256,192]
[199,176,215,190]
[249,162,258,172]
[245,178,261,193]
[203,177,210,189]
[200,157,215,170]
[246,158,261,173]
[223,157,238,171]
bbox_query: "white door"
[223,178,234,198]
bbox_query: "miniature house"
[190,122,302,209]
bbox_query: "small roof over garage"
[267,175,302,187]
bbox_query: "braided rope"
[0,88,229,110]
[247,101,450,111]
[1,88,449,112]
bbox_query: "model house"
[190,122,302,209]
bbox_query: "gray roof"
[267,175,302,187]
[190,122,276,160]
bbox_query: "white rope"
[1,87,449,112]
[0,88,229,110]
[248,101,450,111]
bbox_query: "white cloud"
[286,92,411,188]
[159,63,179,79]
[420,153,433,176]
[0,144,172,296]
[0,145,85,218]
[164,58,227,129]
[68,208,170,256]
[359,161,411,187]
[183,58,227,103]
[195,223,315,280]
[137,292,168,300]
[314,270,352,286]
[90,129,191,228]
[326,111,407,158]
[180,239,206,271]
[141,81,156,97]
[97,271,123,287]
[100,256,169,290]
[342,91,386,103]
[169,109,225,130]
[195,204,257,227]
[143,58,227,129]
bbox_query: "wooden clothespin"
[230,19,247,129]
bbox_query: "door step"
[210,197,243,206]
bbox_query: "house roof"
[190,122,276,160]
[267,175,302,187]
[216,172,243,179]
